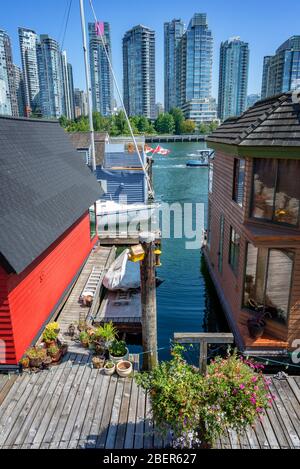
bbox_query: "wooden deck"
[0,352,299,449]
[57,245,115,353]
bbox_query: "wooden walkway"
[57,245,115,353]
[0,353,299,449]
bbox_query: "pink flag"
[95,21,105,37]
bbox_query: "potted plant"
[116,360,133,378]
[104,361,116,376]
[136,345,275,449]
[247,310,271,339]
[79,331,90,348]
[92,356,105,369]
[96,322,118,349]
[19,357,30,370]
[109,340,129,364]
[42,322,59,348]
[47,344,62,363]
[26,347,47,368]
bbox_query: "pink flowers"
[239,384,245,390]
[250,397,257,405]
[251,376,258,383]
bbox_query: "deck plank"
[85,373,110,448]
[105,379,125,449]
[96,375,118,448]
[114,376,133,449]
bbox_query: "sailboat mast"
[79,0,96,172]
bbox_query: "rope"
[60,0,73,49]
[88,0,155,198]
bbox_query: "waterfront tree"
[181,119,196,134]
[170,107,185,134]
[155,113,175,134]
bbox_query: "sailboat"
[79,0,158,228]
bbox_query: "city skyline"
[2,0,300,105]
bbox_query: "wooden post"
[174,332,234,375]
[140,232,158,371]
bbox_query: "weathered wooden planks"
[0,358,300,449]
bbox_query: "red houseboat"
[0,116,102,369]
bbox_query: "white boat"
[96,200,158,227]
[187,149,214,158]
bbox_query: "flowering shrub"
[136,345,274,447]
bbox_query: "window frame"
[250,158,300,228]
[242,242,295,325]
[89,204,97,240]
[232,157,245,208]
[228,226,240,276]
[218,214,225,274]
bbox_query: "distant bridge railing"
[146,134,207,143]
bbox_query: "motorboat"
[96,200,158,227]
[186,148,214,167]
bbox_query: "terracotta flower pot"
[116,360,133,378]
[50,350,63,364]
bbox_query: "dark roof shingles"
[0,118,102,274]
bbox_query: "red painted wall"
[1,212,97,364]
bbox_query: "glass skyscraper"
[37,35,65,119]
[178,14,217,124]
[218,37,249,121]
[123,25,156,119]
[164,19,184,112]
[89,22,113,117]
[61,50,75,120]
[261,36,300,99]
[0,29,18,116]
[19,28,40,116]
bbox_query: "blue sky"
[2,0,300,104]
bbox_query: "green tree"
[198,122,210,135]
[181,119,196,134]
[170,107,185,134]
[155,113,175,134]
[209,120,220,133]
[136,115,151,133]
[59,115,69,128]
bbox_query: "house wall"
[207,149,300,349]
[1,212,97,364]
[0,266,15,364]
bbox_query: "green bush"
[136,345,274,447]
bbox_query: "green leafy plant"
[47,345,60,358]
[79,331,90,347]
[105,361,115,369]
[95,322,118,344]
[42,322,59,344]
[136,345,274,448]
[109,340,127,358]
[26,347,47,360]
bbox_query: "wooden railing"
[174,332,234,374]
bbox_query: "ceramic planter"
[109,348,129,365]
[92,357,105,369]
[116,360,133,378]
[104,363,116,376]
[247,319,266,339]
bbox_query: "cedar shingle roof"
[67,131,108,166]
[0,117,102,274]
[208,92,300,147]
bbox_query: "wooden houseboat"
[204,92,300,356]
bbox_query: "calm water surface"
[152,142,228,360]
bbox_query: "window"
[243,244,294,324]
[207,200,212,249]
[232,158,245,207]
[229,227,240,274]
[208,161,213,193]
[89,205,97,239]
[251,158,300,226]
[218,214,225,273]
